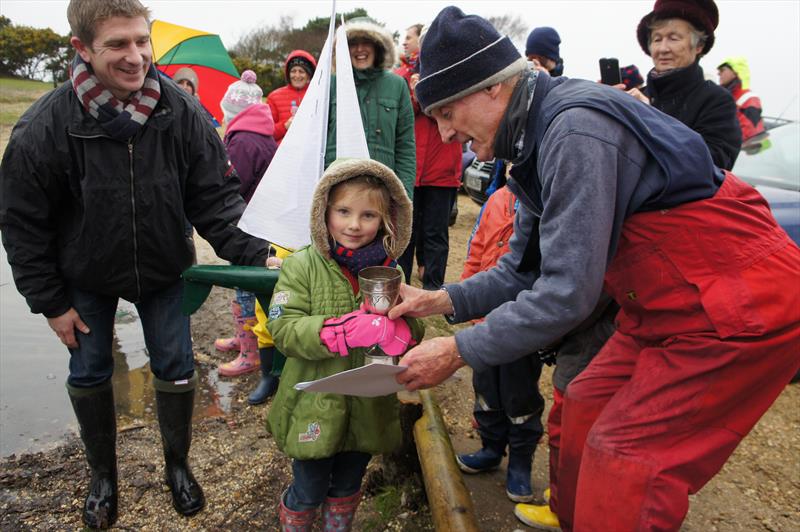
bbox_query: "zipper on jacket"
[128,140,142,301]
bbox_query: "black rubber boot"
[67,381,118,529]
[155,388,205,516]
[248,347,280,405]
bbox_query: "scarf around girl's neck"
[330,237,395,279]
[70,54,161,141]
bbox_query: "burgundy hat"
[637,0,719,57]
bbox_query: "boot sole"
[455,455,500,474]
[513,506,561,531]
[173,499,205,517]
[217,365,260,377]
[507,489,535,503]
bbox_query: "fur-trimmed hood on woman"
[309,158,411,259]
[343,18,397,71]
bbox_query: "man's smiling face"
[71,15,152,100]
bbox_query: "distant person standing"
[325,17,416,200]
[214,70,278,379]
[267,50,316,143]
[173,66,199,96]
[624,0,741,169]
[455,183,545,504]
[395,23,461,288]
[0,0,271,528]
[525,27,564,76]
[718,56,765,141]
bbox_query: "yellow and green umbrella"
[151,20,239,124]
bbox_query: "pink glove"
[319,310,416,357]
[379,316,416,356]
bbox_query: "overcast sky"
[2,0,798,119]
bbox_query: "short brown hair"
[67,0,151,46]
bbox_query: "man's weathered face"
[71,16,152,100]
[430,87,505,162]
[648,19,703,72]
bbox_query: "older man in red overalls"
[388,6,800,531]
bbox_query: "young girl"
[266,158,424,531]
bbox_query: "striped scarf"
[330,238,394,279]
[70,54,161,141]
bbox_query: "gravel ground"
[1,194,798,531]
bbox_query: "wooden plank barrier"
[413,389,480,531]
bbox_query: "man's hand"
[396,336,465,391]
[388,284,454,320]
[47,308,90,349]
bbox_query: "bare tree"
[487,14,528,43]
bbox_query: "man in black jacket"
[0,0,269,528]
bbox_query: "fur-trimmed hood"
[310,159,411,259]
[344,18,396,71]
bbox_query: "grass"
[0,76,54,127]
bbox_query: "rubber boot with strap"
[217,314,260,377]
[67,380,118,529]
[322,490,362,531]
[279,489,317,532]
[155,385,205,516]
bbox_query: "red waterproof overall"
[557,173,800,531]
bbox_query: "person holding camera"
[623,0,741,169]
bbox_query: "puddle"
[0,245,235,458]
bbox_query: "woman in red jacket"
[266,50,317,143]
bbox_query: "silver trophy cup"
[358,266,402,364]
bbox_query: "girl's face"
[326,184,384,250]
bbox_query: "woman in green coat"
[325,18,416,199]
[267,158,424,530]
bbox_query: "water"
[0,244,235,458]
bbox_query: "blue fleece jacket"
[445,75,722,372]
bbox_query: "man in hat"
[0,0,270,528]
[525,26,564,77]
[624,0,741,169]
[718,56,765,141]
[389,6,800,531]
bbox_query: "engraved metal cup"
[358,266,403,364]
[358,266,402,316]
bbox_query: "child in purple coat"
[214,70,278,383]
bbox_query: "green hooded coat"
[266,159,424,460]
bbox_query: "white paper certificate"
[294,363,408,398]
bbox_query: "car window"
[733,122,800,192]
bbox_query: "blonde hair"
[328,175,397,252]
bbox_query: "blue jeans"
[66,281,193,388]
[285,451,371,511]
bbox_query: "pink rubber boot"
[217,316,260,377]
[279,491,317,532]
[213,300,241,352]
[322,491,361,531]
